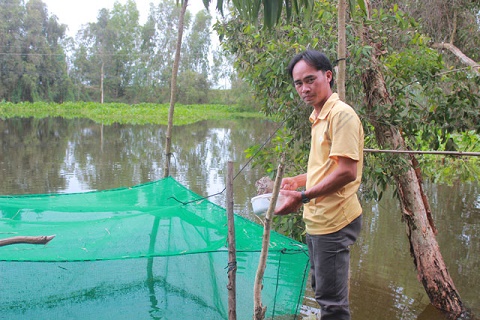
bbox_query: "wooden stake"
[226,161,237,320]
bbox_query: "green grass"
[0,101,268,126]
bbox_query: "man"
[275,50,364,320]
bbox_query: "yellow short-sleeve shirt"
[303,93,364,235]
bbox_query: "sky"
[42,0,208,37]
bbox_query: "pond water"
[0,117,478,319]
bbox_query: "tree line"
[0,0,244,105]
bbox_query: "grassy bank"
[0,101,268,126]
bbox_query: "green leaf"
[357,0,367,16]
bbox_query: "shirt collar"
[308,93,339,123]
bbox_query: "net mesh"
[0,177,309,319]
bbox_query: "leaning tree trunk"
[164,0,188,178]
[361,29,464,316]
[100,60,104,104]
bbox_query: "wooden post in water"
[226,161,237,319]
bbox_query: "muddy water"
[0,117,478,319]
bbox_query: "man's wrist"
[301,190,310,204]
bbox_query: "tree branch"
[0,235,55,247]
[449,11,457,44]
[253,153,285,320]
[431,42,480,75]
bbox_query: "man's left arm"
[275,157,357,215]
[302,156,357,200]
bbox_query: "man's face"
[292,60,332,110]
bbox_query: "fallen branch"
[431,42,480,75]
[0,235,55,247]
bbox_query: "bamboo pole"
[226,161,237,320]
[364,148,480,157]
[253,153,285,320]
[337,0,347,101]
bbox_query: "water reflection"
[0,117,478,319]
[0,117,273,217]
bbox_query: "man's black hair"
[287,50,334,88]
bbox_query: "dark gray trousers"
[306,215,362,320]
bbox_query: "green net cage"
[0,177,309,319]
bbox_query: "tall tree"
[177,9,212,104]
[106,0,141,100]
[73,1,140,102]
[73,8,112,102]
[136,0,192,102]
[211,47,235,89]
[182,10,212,77]
[0,0,25,101]
[0,0,71,102]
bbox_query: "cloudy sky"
[42,0,207,37]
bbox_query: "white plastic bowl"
[251,193,285,215]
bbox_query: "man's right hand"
[274,190,303,216]
[281,177,299,190]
